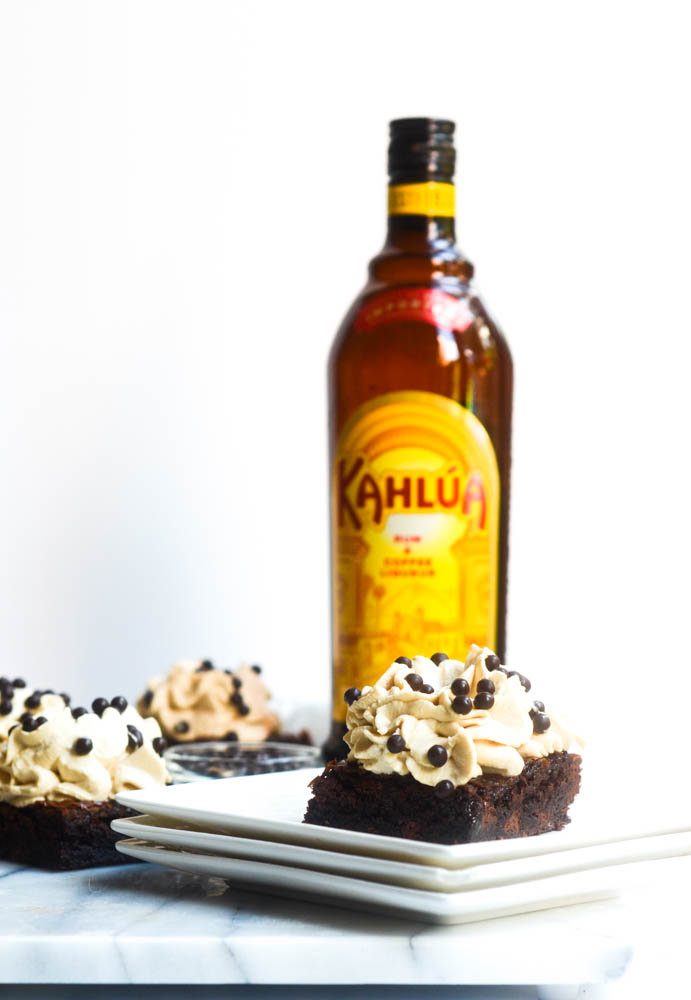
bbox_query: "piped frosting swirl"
[345,645,581,788]
[137,660,278,742]
[0,682,69,741]
[0,701,169,806]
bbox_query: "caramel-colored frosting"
[0,702,168,806]
[345,645,581,788]
[137,660,278,742]
[0,686,68,741]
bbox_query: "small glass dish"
[164,740,323,783]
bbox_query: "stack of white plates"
[114,767,691,925]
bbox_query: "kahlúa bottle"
[325,118,513,757]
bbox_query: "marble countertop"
[1,856,688,997]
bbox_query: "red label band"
[353,288,474,334]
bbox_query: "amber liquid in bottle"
[325,119,513,758]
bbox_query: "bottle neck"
[384,181,457,252]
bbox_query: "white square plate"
[116,767,691,870]
[111,813,691,893]
[114,837,675,925]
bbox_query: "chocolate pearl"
[474,691,495,710]
[0,700,12,715]
[71,707,88,719]
[420,683,435,695]
[251,664,262,674]
[24,693,41,710]
[127,724,143,751]
[533,713,551,734]
[395,656,412,667]
[239,703,250,716]
[22,715,42,732]
[142,689,154,708]
[230,691,243,707]
[452,695,473,715]
[427,744,448,767]
[430,652,449,665]
[451,677,469,697]
[174,720,190,734]
[18,712,33,725]
[0,676,10,689]
[386,733,406,753]
[41,689,55,696]
[225,731,238,742]
[59,692,71,705]
[73,737,93,756]
[232,676,242,689]
[92,697,109,717]
[485,653,501,671]
[197,660,214,671]
[344,687,361,705]
[506,670,530,691]
[533,700,545,713]
[435,779,455,799]
[110,696,128,713]
[12,678,26,688]
[152,736,167,756]
[477,678,495,695]
[405,673,424,691]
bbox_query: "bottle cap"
[388,118,456,185]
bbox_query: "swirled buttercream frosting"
[0,699,168,806]
[345,646,581,788]
[137,660,278,742]
[0,682,68,741]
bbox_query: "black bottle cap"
[388,118,456,185]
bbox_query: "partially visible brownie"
[304,752,582,844]
[0,694,169,869]
[269,728,313,747]
[0,799,136,870]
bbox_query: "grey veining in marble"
[0,856,664,987]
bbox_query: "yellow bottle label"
[387,182,455,218]
[331,390,500,719]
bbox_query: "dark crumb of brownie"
[0,799,137,870]
[268,728,313,747]
[303,751,581,844]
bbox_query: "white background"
[0,0,690,753]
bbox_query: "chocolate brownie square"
[0,799,136,870]
[304,752,582,844]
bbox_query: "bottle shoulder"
[367,241,474,287]
[327,274,513,439]
[329,279,509,367]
